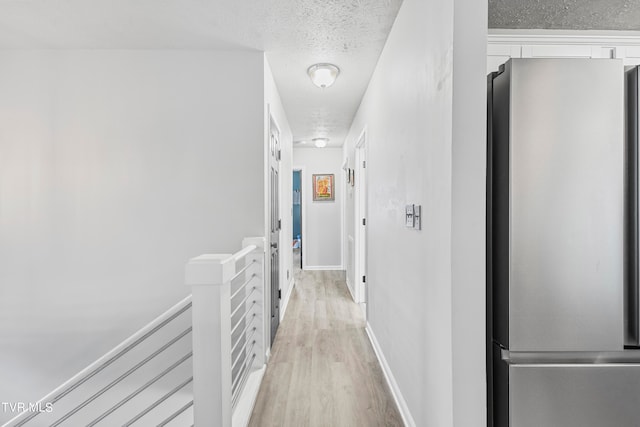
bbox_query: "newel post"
[186,253,234,427]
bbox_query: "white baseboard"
[345,277,356,302]
[365,323,416,427]
[280,277,295,321]
[304,265,343,271]
[232,365,266,427]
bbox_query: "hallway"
[248,270,403,427]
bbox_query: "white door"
[269,116,281,344]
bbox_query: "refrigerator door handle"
[626,66,640,348]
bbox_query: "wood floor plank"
[248,269,403,427]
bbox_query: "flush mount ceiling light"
[307,63,340,88]
[313,138,329,148]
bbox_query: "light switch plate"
[405,205,414,227]
[413,205,421,230]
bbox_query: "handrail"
[232,245,257,263]
[7,295,193,427]
[6,238,264,427]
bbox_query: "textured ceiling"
[489,0,640,30]
[266,0,402,147]
[2,0,637,148]
[0,0,403,147]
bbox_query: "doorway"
[354,130,367,317]
[292,169,303,271]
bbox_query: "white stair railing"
[3,296,195,427]
[186,236,266,427]
[2,236,266,427]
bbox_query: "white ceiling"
[0,0,404,147]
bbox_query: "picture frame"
[312,174,335,201]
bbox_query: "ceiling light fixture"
[307,63,340,88]
[313,138,329,148]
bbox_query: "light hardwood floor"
[248,267,404,427]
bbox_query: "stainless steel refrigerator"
[487,58,640,427]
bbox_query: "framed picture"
[312,174,335,201]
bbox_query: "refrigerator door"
[508,361,640,427]
[492,59,625,351]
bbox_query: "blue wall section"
[293,170,302,240]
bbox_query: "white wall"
[293,147,343,270]
[451,0,488,424]
[342,0,487,425]
[264,58,294,320]
[0,49,264,420]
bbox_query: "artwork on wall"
[312,174,335,201]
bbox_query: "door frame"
[267,108,282,346]
[354,128,368,316]
[292,166,307,271]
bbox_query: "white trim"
[487,30,640,73]
[355,127,367,149]
[264,103,272,357]
[280,276,295,321]
[293,166,307,270]
[365,323,415,427]
[303,265,343,271]
[345,277,356,302]
[346,235,356,301]
[232,365,266,427]
[268,109,285,349]
[354,127,367,308]
[341,160,346,271]
[488,29,640,46]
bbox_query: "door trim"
[354,127,367,315]
[293,166,307,270]
[268,107,282,345]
